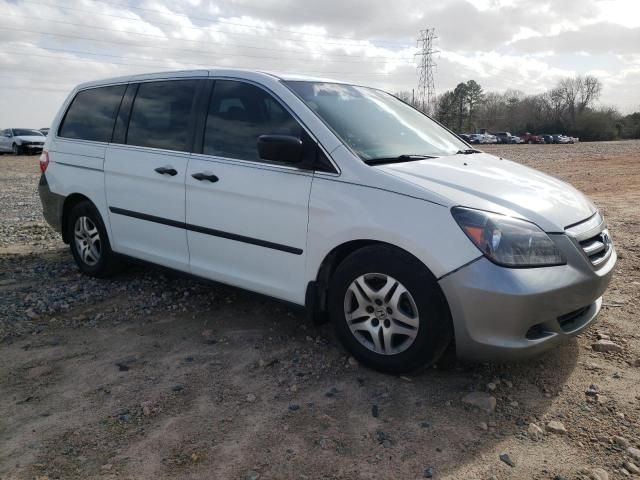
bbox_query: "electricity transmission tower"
[415,28,438,116]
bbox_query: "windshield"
[13,129,44,136]
[284,81,467,160]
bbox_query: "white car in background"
[553,134,572,144]
[483,133,498,144]
[0,128,46,155]
[468,134,487,144]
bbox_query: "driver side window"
[203,80,302,162]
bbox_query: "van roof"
[74,68,350,91]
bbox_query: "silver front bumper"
[438,232,616,361]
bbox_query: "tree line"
[396,76,640,141]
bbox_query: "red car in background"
[520,132,545,144]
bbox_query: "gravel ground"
[1,141,639,480]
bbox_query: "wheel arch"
[306,239,445,323]
[61,193,94,243]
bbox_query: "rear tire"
[66,200,121,278]
[328,245,453,373]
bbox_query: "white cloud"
[0,0,638,127]
[595,0,640,28]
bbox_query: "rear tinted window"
[59,85,126,142]
[126,80,198,152]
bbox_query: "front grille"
[579,230,612,266]
[565,213,612,268]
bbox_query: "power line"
[0,26,414,66]
[16,0,412,49]
[1,49,414,77]
[0,60,417,93]
[89,0,373,30]
[86,0,413,47]
[415,28,438,116]
[0,84,71,93]
[4,13,416,61]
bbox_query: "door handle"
[191,172,219,183]
[154,167,178,176]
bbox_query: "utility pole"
[415,28,438,116]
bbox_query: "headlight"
[451,207,565,267]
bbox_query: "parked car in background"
[0,128,46,155]
[552,134,571,144]
[458,133,471,143]
[495,132,521,144]
[520,132,544,144]
[468,133,486,144]
[495,132,510,144]
[483,133,497,144]
[541,134,554,144]
[40,128,50,136]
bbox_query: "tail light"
[39,151,49,173]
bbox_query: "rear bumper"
[38,173,65,233]
[438,234,616,362]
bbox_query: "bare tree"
[547,87,567,123]
[394,90,421,110]
[432,74,619,140]
[558,77,580,125]
[577,75,602,112]
[555,75,603,126]
[478,92,506,131]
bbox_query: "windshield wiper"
[364,154,436,166]
[456,149,481,155]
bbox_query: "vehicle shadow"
[1,247,580,480]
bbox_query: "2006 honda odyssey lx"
[38,68,616,373]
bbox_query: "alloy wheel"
[74,216,101,266]
[343,273,419,355]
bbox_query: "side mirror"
[257,135,303,164]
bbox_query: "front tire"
[328,245,453,373]
[12,143,22,155]
[66,201,120,278]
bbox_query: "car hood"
[16,135,45,142]
[377,152,596,232]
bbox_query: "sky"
[1,0,639,127]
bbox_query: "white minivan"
[39,69,616,372]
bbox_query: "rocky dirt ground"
[0,141,639,480]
